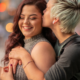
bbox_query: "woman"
[2,0,80,80]
[0,0,56,80]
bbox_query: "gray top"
[13,34,49,80]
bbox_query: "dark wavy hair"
[3,0,56,65]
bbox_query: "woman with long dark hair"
[0,0,56,80]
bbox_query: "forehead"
[21,5,40,15]
[47,0,57,7]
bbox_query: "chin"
[23,33,32,37]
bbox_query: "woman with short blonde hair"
[51,0,80,33]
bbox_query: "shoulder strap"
[58,36,80,59]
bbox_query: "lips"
[23,26,33,31]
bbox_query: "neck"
[24,32,41,40]
[51,26,74,44]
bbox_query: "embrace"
[0,0,80,80]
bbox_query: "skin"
[0,65,14,80]
[0,67,2,73]
[18,5,56,73]
[18,5,42,39]
[10,0,57,74]
[43,0,57,28]
[1,0,74,80]
[9,0,75,80]
[0,67,2,79]
[1,4,56,80]
[43,0,74,44]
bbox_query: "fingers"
[13,60,18,74]
[9,52,13,59]
[9,64,13,74]
[1,67,4,74]
[9,59,13,65]
[19,60,22,65]
[1,66,8,74]
[4,67,9,72]
[9,50,15,59]
[0,67,5,80]
[9,59,18,74]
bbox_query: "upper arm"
[31,42,56,74]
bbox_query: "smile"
[23,26,33,31]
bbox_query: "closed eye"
[19,17,24,19]
[29,17,37,20]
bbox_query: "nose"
[24,18,29,24]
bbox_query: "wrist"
[23,60,34,69]
[20,51,31,60]
[21,55,33,66]
[20,53,29,60]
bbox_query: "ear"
[52,18,59,24]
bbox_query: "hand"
[9,59,22,74]
[1,64,14,80]
[9,47,31,61]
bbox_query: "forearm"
[45,63,66,80]
[45,44,80,80]
[22,56,45,80]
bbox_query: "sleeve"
[45,43,80,80]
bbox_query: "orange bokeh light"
[0,2,6,12]
[6,23,13,32]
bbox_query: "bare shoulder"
[31,41,56,57]
[31,41,56,73]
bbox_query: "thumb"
[9,64,13,73]
[19,60,22,65]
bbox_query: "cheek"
[43,12,49,22]
[18,20,22,29]
[46,11,50,20]
[30,19,42,33]
[46,12,51,23]
[43,11,52,27]
[31,19,42,27]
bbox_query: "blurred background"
[0,0,80,67]
[0,0,23,66]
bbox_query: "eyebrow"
[20,14,37,17]
[29,14,37,16]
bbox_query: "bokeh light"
[6,23,13,32]
[0,2,7,12]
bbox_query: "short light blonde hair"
[51,0,80,33]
